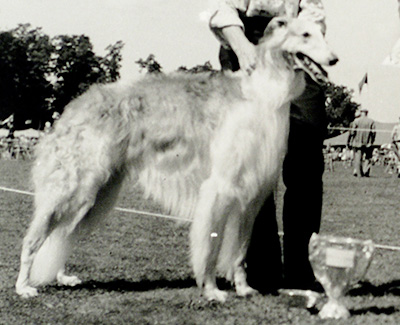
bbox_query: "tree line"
[0,24,123,130]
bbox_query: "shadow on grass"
[349,280,400,297]
[351,306,400,316]
[303,305,400,317]
[346,280,400,316]
[46,277,238,296]
[54,277,197,293]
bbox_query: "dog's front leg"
[190,178,239,302]
[16,219,49,298]
[233,191,268,297]
[191,203,230,302]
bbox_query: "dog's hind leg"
[54,170,126,286]
[15,197,96,298]
[15,205,54,298]
[190,177,241,302]
[56,267,82,287]
[16,167,125,298]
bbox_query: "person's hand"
[221,26,258,75]
[235,41,257,75]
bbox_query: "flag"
[398,0,400,18]
[382,37,400,67]
[358,73,368,93]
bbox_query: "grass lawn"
[0,159,399,324]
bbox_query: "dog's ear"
[258,16,289,47]
[263,16,288,37]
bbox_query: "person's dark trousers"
[282,118,325,289]
[353,146,373,177]
[353,148,363,177]
[362,146,373,177]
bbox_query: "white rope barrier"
[0,186,191,222]
[374,243,400,252]
[1,185,399,251]
[114,207,191,222]
[0,186,33,196]
[327,126,393,133]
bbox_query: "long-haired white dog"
[16,17,337,301]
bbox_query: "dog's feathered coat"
[16,17,337,301]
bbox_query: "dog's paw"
[235,284,257,297]
[203,288,228,302]
[57,274,82,287]
[16,285,38,298]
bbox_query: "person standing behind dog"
[209,0,328,292]
[347,109,376,177]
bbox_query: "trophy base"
[278,289,322,309]
[319,299,350,319]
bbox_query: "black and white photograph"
[0,0,399,323]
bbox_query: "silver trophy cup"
[308,233,375,319]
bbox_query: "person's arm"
[347,122,356,147]
[209,0,257,74]
[369,122,376,146]
[209,0,247,47]
[347,129,353,147]
[220,26,257,74]
[391,126,397,142]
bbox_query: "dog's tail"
[29,226,73,286]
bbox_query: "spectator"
[52,111,61,122]
[347,109,376,177]
[44,121,52,134]
[391,116,400,160]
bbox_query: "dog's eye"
[302,32,311,38]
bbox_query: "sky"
[0,0,399,123]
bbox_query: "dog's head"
[260,17,338,84]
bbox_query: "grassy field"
[0,160,399,324]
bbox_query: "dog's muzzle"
[287,52,335,85]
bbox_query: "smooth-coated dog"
[16,17,337,301]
